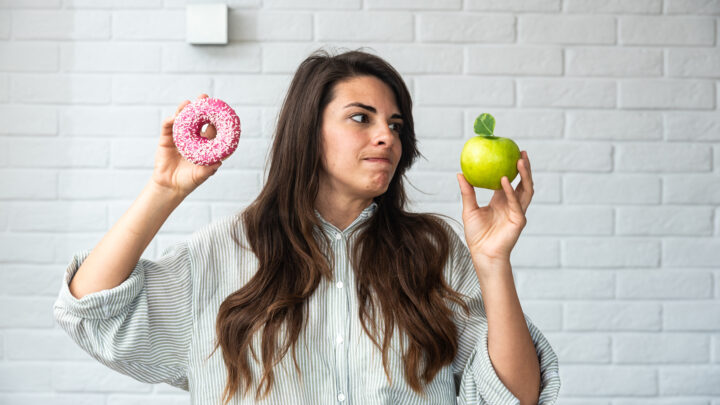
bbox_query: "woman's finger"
[457,173,479,214]
[501,176,524,217]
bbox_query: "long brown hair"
[211,48,470,403]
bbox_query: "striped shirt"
[53,201,560,404]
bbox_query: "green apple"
[460,113,521,190]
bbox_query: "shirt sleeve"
[52,241,194,391]
[445,225,561,405]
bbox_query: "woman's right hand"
[152,94,222,198]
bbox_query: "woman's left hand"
[456,150,534,268]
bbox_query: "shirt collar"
[314,201,378,237]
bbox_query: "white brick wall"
[0,0,717,403]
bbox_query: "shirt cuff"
[54,250,146,320]
[467,318,561,405]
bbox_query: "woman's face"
[318,75,404,203]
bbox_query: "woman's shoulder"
[186,212,250,255]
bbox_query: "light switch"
[186,4,228,45]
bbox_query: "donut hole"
[201,123,217,139]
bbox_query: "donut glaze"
[172,97,241,166]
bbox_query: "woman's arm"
[474,257,541,405]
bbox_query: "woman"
[54,48,560,404]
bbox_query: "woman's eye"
[390,123,403,133]
[350,113,368,123]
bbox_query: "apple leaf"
[473,113,495,136]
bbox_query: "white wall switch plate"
[186,4,228,45]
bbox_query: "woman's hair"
[211,47,470,403]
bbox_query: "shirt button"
[335,233,342,240]
[336,281,343,289]
[336,334,344,345]
[337,393,346,402]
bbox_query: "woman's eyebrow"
[344,102,403,120]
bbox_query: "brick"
[60,106,159,137]
[366,0,461,9]
[214,75,292,106]
[519,15,616,44]
[0,297,56,327]
[0,0,61,6]
[229,11,312,41]
[564,174,662,205]
[0,43,58,72]
[666,112,720,141]
[0,394,111,405]
[419,13,514,43]
[467,0,560,12]
[162,44,261,73]
[0,170,57,199]
[261,43,325,73]
[519,79,616,108]
[714,335,720,362]
[0,265,65,296]
[52,363,152,392]
[7,201,106,231]
[522,173,561,204]
[619,143,712,173]
[620,16,715,45]
[0,106,57,135]
[565,302,662,331]
[413,107,463,139]
[315,11,412,41]
[58,170,150,200]
[466,46,562,76]
[660,367,720,395]
[617,271,713,299]
[543,332,611,363]
[615,399,708,405]
[559,365,657,395]
[666,0,720,14]
[112,10,184,40]
[12,74,111,104]
[66,0,163,7]
[363,44,463,74]
[525,206,613,236]
[563,238,661,268]
[665,302,720,330]
[0,363,52,391]
[565,0,662,13]
[12,10,110,39]
[614,333,710,363]
[61,43,161,73]
[516,270,614,299]
[0,74,7,102]
[113,75,212,104]
[514,141,612,172]
[617,206,713,236]
[1,138,109,168]
[406,171,459,202]
[664,175,720,204]
[264,0,360,9]
[522,301,563,331]
[415,77,514,106]
[663,238,720,267]
[511,236,560,267]
[6,330,89,360]
[668,48,720,78]
[566,47,663,77]
[620,80,715,109]
[410,139,464,170]
[182,171,261,203]
[567,110,662,140]
[0,11,9,38]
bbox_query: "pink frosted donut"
[172,97,241,166]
